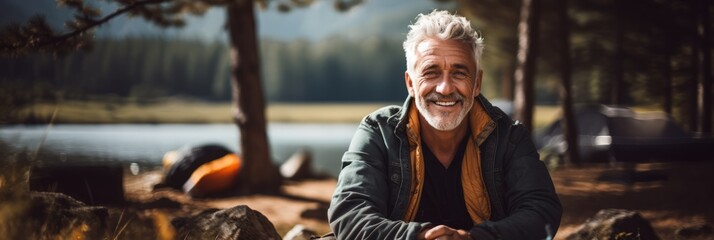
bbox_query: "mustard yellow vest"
[402,99,496,224]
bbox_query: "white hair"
[403,10,484,76]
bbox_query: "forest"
[1,0,711,132]
[0,36,411,102]
[0,1,713,238]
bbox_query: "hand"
[420,225,471,240]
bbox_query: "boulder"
[171,205,280,240]
[2,192,109,239]
[567,209,659,240]
[29,164,124,205]
[283,224,318,240]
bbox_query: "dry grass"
[0,142,181,240]
[24,99,234,124]
[267,103,388,123]
[0,146,32,239]
[19,99,391,124]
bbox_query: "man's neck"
[419,116,469,169]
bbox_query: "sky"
[0,0,456,42]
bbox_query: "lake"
[0,123,359,177]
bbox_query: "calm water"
[0,123,358,177]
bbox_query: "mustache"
[425,92,464,102]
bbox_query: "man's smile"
[433,100,458,107]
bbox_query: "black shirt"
[414,135,473,230]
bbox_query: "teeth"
[434,101,456,106]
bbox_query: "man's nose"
[435,72,455,96]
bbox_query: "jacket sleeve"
[328,120,431,240]
[470,125,563,240]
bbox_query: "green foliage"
[0,0,383,103]
[0,36,413,103]
[0,14,92,57]
[0,38,229,100]
[0,0,218,57]
[566,0,705,129]
[0,0,366,57]
[261,36,408,102]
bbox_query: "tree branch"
[1,0,171,53]
[46,0,171,47]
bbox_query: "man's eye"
[453,72,468,79]
[423,72,439,78]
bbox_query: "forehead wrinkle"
[417,58,443,71]
[415,40,475,72]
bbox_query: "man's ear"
[405,71,414,97]
[473,70,483,96]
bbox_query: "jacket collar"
[392,94,504,136]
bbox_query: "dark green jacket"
[328,95,562,239]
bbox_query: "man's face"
[405,38,482,131]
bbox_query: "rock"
[171,205,281,240]
[3,192,109,239]
[29,164,124,205]
[566,209,659,240]
[280,149,314,180]
[676,223,712,239]
[283,224,318,240]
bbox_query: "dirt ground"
[553,160,714,240]
[123,171,336,236]
[122,160,714,239]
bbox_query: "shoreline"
[6,98,561,128]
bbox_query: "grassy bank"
[15,99,389,124]
[12,98,562,127]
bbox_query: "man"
[328,10,562,240]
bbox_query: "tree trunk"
[227,0,281,194]
[611,0,624,106]
[514,0,540,132]
[500,64,514,101]
[698,0,712,134]
[663,46,672,115]
[557,0,579,165]
[690,30,700,132]
[663,6,673,115]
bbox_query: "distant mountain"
[0,0,455,42]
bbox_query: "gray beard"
[415,97,472,131]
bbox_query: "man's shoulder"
[361,105,404,127]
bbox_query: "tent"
[535,105,714,164]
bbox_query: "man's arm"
[328,121,432,239]
[471,125,563,240]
